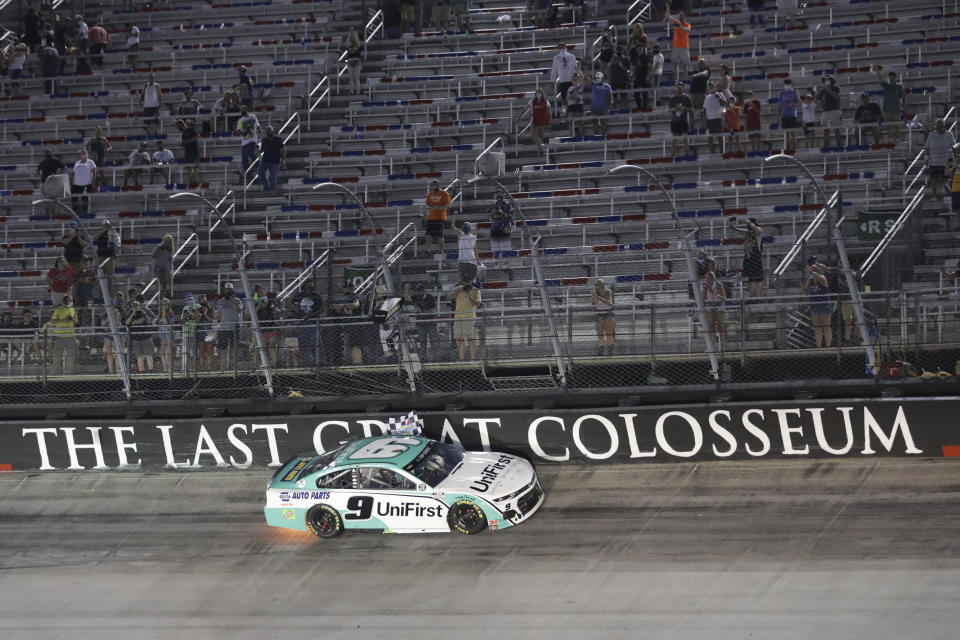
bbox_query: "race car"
[263,434,544,537]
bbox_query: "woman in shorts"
[566,73,585,136]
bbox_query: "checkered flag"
[386,410,423,436]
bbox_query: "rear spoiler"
[270,454,312,484]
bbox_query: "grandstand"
[0,0,957,405]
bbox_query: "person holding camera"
[446,277,481,361]
[216,283,244,371]
[126,294,156,373]
[803,258,833,348]
[45,294,79,374]
[591,278,615,356]
[730,216,764,298]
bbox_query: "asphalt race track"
[2,459,959,639]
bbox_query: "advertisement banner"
[1,398,957,472]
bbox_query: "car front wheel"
[306,504,343,538]
[447,500,487,535]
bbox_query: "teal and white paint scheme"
[264,420,544,537]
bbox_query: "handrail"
[446,178,463,204]
[355,230,418,296]
[141,232,200,307]
[591,34,602,66]
[307,75,331,130]
[243,112,301,207]
[903,105,957,202]
[627,0,652,28]
[276,249,331,301]
[207,190,236,251]
[382,222,418,255]
[773,190,840,279]
[861,188,926,278]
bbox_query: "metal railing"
[773,190,841,279]
[307,75,331,131]
[242,112,301,207]
[903,105,957,203]
[276,250,332,302]
[861,188,926,278]
[337,10,384,84]
[627,0,652,28]
[140,233,200,307]
[205,190,236,251]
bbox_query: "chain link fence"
[2,283,958,404]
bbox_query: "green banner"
[343,267,375,289]
[857,211,898,240]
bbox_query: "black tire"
[306,504,343,538]
[447,499,487,535]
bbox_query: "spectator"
[343,29,364,95]
[702,270,727,348]
[650,44,664,105]
[61,221,86,270]
[179,293,200,371]
[252,290,280,368]
[24,6,42,52]
[291,280,324,367]
[87,21,109,68]
[126,295,156,373]
[800,93,817,148]
[196,295,217,370]
[213,90,239,133]
[150,140,174,185]
[71,150,96,214]
[177,89,201,117]
[743,90,763,153]
[608,47,631,108]
[153,234,175,300]
[816,74,843,148]
[703,81,725,154]
[236,105,261,175]
[446,277,481,361]
[46,257,75,307]
[432,0,450,32]
[591,278,615,356]
[236,65,254,108]
[550,44,578,104]
[329,281,363,365]
[778,78,800,150]
[216,283,244,371]
[565,73,585,137]
[400,0,417,33]
[731,216,764,298]
[72,256,96,326]
[0,311,12,362]
[455,222,480,283]
[451,0,471,31]
[92,219,120,294]
[155,298,174,373]
[123,142,151,187]
[689,58,710,127]
[853,92,882,145]
[597,26,616,78]
[7,44,27,93]
[874,65,906,142]
[125,23,140,66]
[747,0,765,24]
[404,283,439,359]
[668,81,693,157]
[140,72,161,136]
[16,309,42,364]
[488,191,515,267]
[630,42,651,110]
[947,146,960,229]
[424,179,452,252]
[803,261,832,348]
[45,294,79,374]
[723,89,742,154]
[75,15,88,53]
[37,149,65,188]
[922,119,956,200]
[717,63,734,101]
[629,23,648,50]
[259,125,286,191]
[666,5,691,82]
[177,119,200,185]
[39,41,59,94]
[589,71,613,135]
[518,86,551,155]
[84,125,112,188]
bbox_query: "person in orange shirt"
[667,4,691,83]
[424,180,452,252]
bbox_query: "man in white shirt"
[141,72,161,135]
[125,23,140,66]
[124,142,151,187]
[72,150,97,214]
[650,44,664,106]
[455,222,480,283]
[550,44,578,104]
[703,82,725,154]
[75,15,89,53]
[923,118,957,198]
[236,105,262,173]
[150,140,175,185]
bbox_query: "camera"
[373,296,402,325]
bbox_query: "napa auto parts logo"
[5,400,949,472]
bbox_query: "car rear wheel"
[306,504,343,538]
[447,500,487,535]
